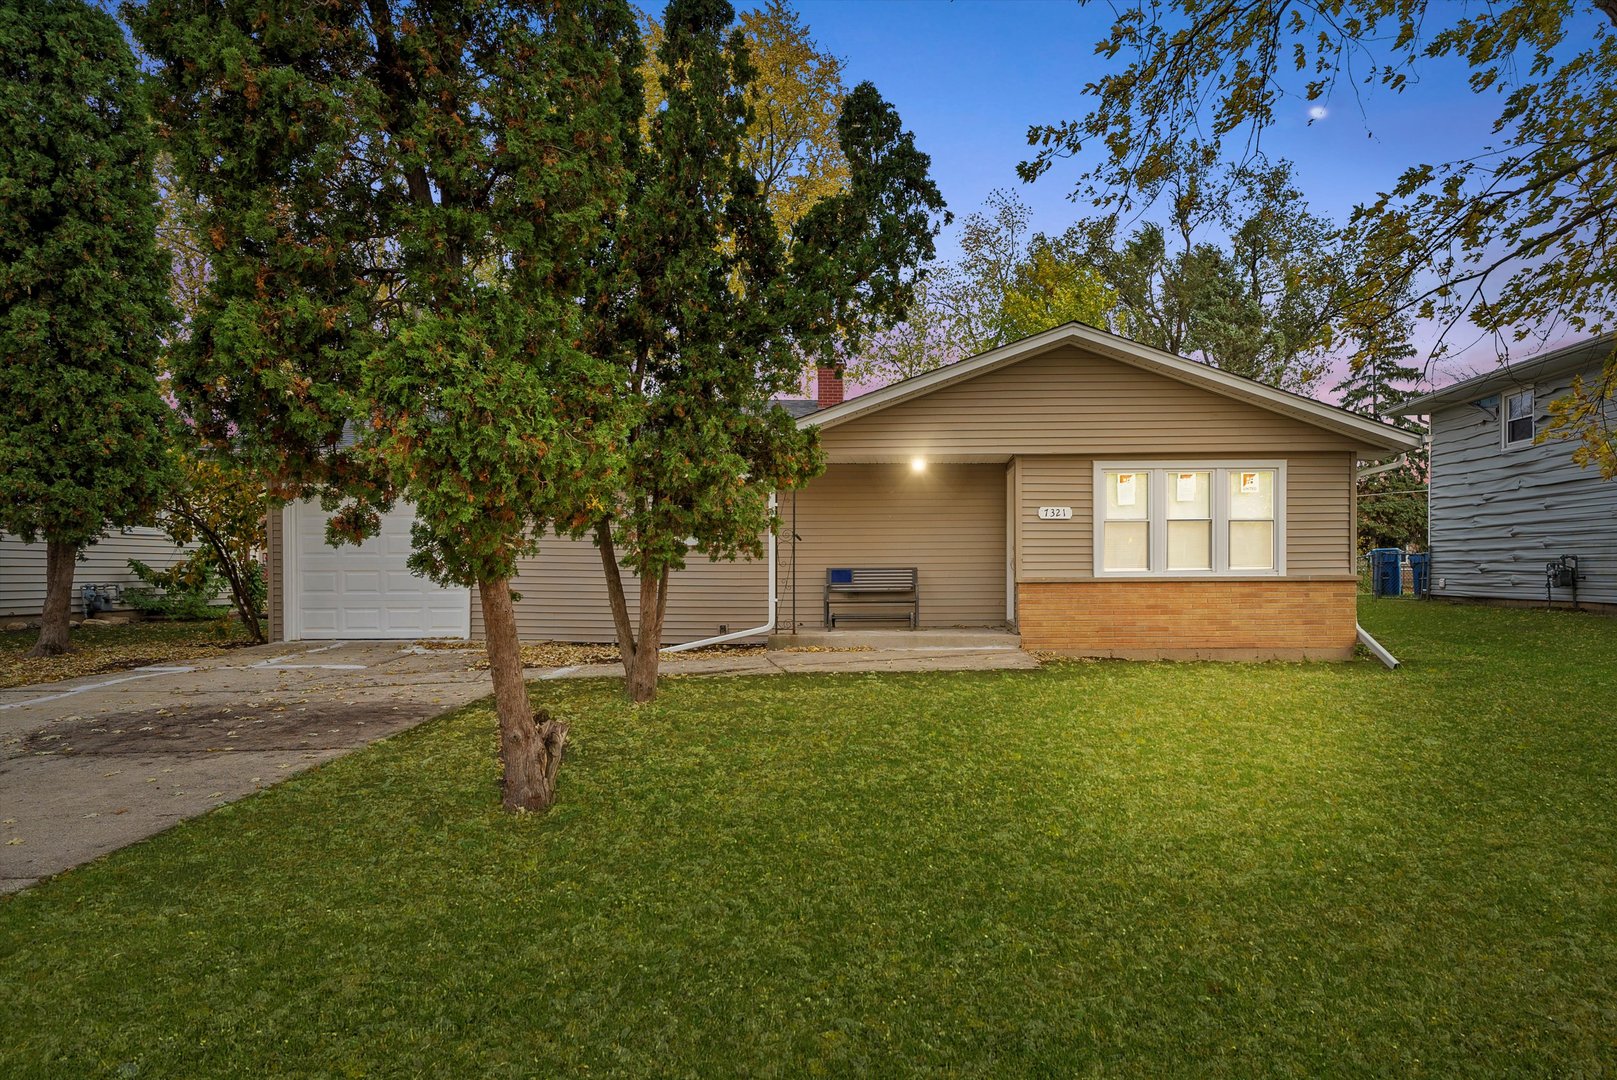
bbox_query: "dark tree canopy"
[0,0,175,655]
[1022,0,1617,471]
[852,189,1112,383]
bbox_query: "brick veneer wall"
[1018,580,1358,660]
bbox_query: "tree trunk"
[595,519,637,678]
[477,578,567,812]
[626,567,670,703]
[31,539,77,657]
[188,513,266,644]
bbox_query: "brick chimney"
[816,364,844,409]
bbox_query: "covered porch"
[775,460,1014,635]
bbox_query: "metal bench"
[823,567,919,629]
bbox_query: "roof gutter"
[660,493,777,653]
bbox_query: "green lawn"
[3,601,1614,1077]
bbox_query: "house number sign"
[1037,506,1073,520]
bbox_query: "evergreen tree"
[588,0,945,702]
[1333,343,1422,421]
[0,0,175,657]
[1334,338,1428,554]
[130,0,644,811]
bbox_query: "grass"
[2,600,1614,1077]
[0,617,253,689]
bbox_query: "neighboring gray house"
[1394,336,1617,611]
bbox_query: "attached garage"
[279,501,470,641]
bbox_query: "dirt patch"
[418,640,769,669]
[14,700,432,757]
[0,621,255,690]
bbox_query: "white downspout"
[1356,623,1400,670]
[661,493,777,653]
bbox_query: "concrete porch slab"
[768,628,1021,650]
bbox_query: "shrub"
[125,558,231,621]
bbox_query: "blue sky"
[791,0,1495,239]
[766,0,1597,389]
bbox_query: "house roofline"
[800,322,1422,455]
[1391,334,1616,415]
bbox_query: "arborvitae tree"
[588,0,946,703]
[639,0,851,242]
[129,0,643,811]
[0,0,175,657]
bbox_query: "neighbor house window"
[1097,463,1283,575]
[1504,388,1535,447]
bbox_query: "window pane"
[1103,471,1148,520]
[1229,469,1275,519]
[1103,521,1149,571]
[1167,471,1210,518]
[1167,519,1211,570]
[1230,520,1274,570]
[1507,390,1533,420]
[1507,415,1533,443]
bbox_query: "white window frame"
[1092,460,1287,578]
[1502,388,1535,449]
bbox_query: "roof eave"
[1391,335,1616,415]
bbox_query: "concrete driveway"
[1,633,1039,896]
[0,641,492,895]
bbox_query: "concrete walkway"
[1,633,1037,895]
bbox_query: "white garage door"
[285,500,470,640]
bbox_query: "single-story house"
[1393,335,1616,612]
[0,527,197,620]
[265,323,1420,658]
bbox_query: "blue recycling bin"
[1406,552,1431,597]
[1370,548,1402,597]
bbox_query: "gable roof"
[1391,334,1615,416]
[801,323,1422,457]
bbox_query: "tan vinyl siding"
[471,533,769,645]
[266,508,284,642]
[0,528,198,618]
[1286,453,1356,576]
[778,462,1006,629]
[1014,452,1354,580]
[817,343,1363,461]
[1018,457,1095,578]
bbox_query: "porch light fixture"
[910,456,927,473]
